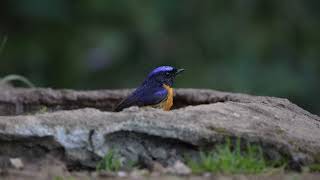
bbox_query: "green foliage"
[96,149,121,172]
[186,139,283,174]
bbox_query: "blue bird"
[114,66,184,112]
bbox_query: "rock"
[97,171,116,178]
[0,88,319,171]
[130,169,149,178]
[117,171,128,177]
[0,156,12,170]
[166,160,191,175]
[9,158,23,169]
[151,162,167,173]
[203,172,212,178]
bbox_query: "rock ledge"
[0,87,319,170]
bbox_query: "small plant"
[186,139,280,174]
[96,149,121,172]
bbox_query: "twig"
[0,74,35,88]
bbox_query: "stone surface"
[0,87,319,171]
[9,158,24,169]
[165,160,191,175]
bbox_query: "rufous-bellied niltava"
[114,66,184,112]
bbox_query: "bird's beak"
[175,68,185,75]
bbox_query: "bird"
[114,66,184,112]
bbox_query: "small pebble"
[10,158,24,169]
[117,171,127,177]
[203,172,212,177]
[166,160,191,175]
[130,169,149,178]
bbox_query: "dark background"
[0,0,319,115]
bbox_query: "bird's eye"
[165,72,170,76]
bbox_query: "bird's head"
[144,66,184,87]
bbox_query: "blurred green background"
[0,0,319,115]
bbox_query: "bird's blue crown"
[143,66,183,87]
[147,66,175,78]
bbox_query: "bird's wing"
[114,86,168,112]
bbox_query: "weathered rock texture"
[0,86,319,171]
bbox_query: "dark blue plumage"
[114,66,184,112]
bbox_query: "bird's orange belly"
[152,84,173,111]
[159,84,173,111]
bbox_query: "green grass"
[309,163,320,172]
[53,176,75,180]
[186,139,284,174]
[96,149,121,172]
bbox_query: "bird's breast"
[159,84,173,111]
